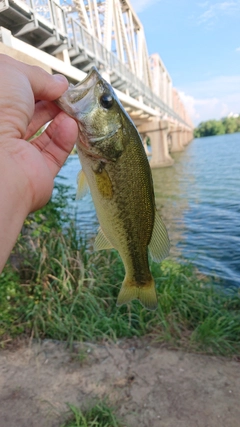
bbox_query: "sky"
[130,0,240,125]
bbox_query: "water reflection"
[57,133,240,288]
[55,156,99,237]
[151,150,194,258]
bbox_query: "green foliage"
[194,120,225,137]
[194,115,240,138]
[23,180,73,236]
[1,182,240,355]
[0,267,23,340]
[153,262,240,354]
[62,401,123,427]
[222,116,239,134]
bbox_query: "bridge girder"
[67,0,152,88]
[0,0,193,129]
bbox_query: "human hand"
[0,54,78,212]
[0,54,78,271]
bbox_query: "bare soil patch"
[0,339,239,427]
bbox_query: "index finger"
[0,54,69,101]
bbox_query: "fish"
[56,67,170,310]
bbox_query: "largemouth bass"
[56,67,170,310]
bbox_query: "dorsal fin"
[148,210,170,262]
[94,227,114,251]
[76,170,89,200]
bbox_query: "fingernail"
[53,74,68,85]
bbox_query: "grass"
[0,182,240,355]
[61,401,123,427]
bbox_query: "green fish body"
[56,67,170,310]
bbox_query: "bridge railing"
[51,1,68,36]
[6,0,68,37]
[0,0,189,126]
[67,16,188,124]
[68,16,182,118]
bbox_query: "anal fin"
[94,227,114,251]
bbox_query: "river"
[56,132,240,288]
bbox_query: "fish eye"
[100,93,114,109]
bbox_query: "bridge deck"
[0,0,191,128]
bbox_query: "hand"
[0,54,78,271]
[0,54,78,210]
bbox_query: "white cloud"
[178,80,240,125]
[178,92,201,122]
[130,0,160,13]
[197,0,240,24]
[236,47,240,52]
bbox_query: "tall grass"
[0,183,240,355]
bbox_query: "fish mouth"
[72,66,101,97]
[56,66,101,115]
[56,67,103,151]
[56,67,116,158]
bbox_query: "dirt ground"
[0,339,240,427]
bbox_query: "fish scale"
[56,66,170,310]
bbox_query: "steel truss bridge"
[0,0,193,165]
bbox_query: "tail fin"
[116,277,158,311]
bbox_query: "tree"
[194,116,240,138]
[222,117,237,134]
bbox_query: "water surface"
[57,132,240,287]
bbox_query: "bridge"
[0,0,193,167]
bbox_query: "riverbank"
[1,181,240,426]
[1,182,239,355]
[1,339,240,427]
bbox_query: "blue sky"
[130,0,240,125]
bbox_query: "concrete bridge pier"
[138,119,174,168]
[170,128,193,151]
[181,130,188,147]
[183,129,193,146]
[169,127,185,152]
[188,130,194,144]
[182,130,188,146]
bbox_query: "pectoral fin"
[76,170,89,200]
[93,167,113,199]
[148,210,170,262]
[94,227,114,251]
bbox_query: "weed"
[61,401,123,427]
[1,182,240,355]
